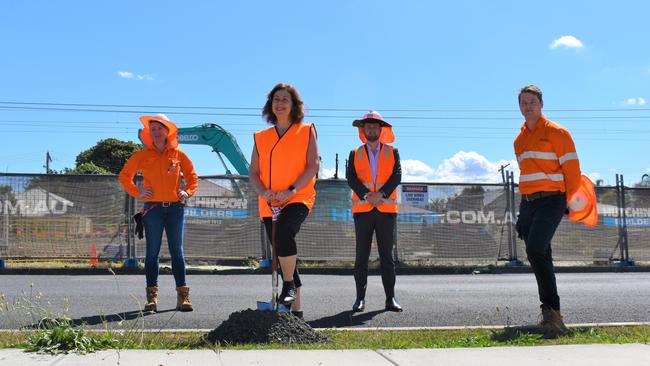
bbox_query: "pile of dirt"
[203,309,328,345]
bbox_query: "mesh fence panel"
[618,187,650,261]
[2,173,650,264]
[395,183,509,263]
[0,174,127,260]
[132,176,263,260]
[513,186,621,263]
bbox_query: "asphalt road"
[1,273,649,330]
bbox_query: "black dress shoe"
[279,281,296,306]
[352,299,365,312]
[385,298,403,312]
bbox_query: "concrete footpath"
[1,344,649,366]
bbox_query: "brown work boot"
[144,286,158,313]
[176,286,193,312]
[540,307,568,335]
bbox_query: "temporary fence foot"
[259,258,272,269]
[506,259,524,267]
[617,259,636,267]
[123,258,140,269]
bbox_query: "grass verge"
[1,326,649,351]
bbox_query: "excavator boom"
[139,123,250,175]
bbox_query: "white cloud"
[117,71,133,79]
[624,97,647,106]
[117,71,154,81]
[402,159,435,182]
[319,167,344,179]
[401,152,519,183]
[549,35,584,50]
[433,151,518,183]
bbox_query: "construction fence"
[0,173,647,266]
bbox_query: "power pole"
[334,153,339,179]
[44,151,52,174]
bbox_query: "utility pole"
[3,191,8,247]
[44,151,52,174]
[44,151,52,215]
[498,163,510,185]
[334,153,339,179]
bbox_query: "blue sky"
[1,1,649,186]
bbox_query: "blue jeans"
[142,202,187,288]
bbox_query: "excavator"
[138,123,250,175]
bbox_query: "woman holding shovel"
[249,83,319,319]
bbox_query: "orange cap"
[568,175,598,227]
[139,114,179,149]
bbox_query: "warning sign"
[401,184,428,206]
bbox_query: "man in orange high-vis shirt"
[514,85,581,335]
[347,111,402,313]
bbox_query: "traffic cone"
[88,243,98,265]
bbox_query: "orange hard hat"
[568,175,598,227]
[139,114,179,149]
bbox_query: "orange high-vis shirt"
[119,146,198,202]
[514,116,581,198]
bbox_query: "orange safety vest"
[514,116,581,198]
[254,122,316,218]
[351,143,398,213]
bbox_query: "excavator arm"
[139,123,250,175]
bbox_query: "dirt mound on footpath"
[203,309,328,345]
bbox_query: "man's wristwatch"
[288,185,297,193]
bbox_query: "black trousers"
[516,193,566,311]
[353,208,397,300]
[262,203,309,288]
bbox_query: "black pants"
[263,203,309,288]
[516,193,566,311]
[353,208,397,300]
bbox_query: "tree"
[459,185,485,196]
[63,162,112,175]
[598,189,618,206]
[447,185,486,211]
[75,138,141,174]
[0,185,17,205]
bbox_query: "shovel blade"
[256,301,290,312]
[256,301,273,311]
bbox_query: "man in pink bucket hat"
[346,110,403,313]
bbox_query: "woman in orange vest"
[119,114,198,313]
[249,83,319,318]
